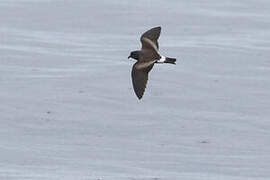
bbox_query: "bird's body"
[128,26,176,99]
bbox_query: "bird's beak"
[128,55,131,59]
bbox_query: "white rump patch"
[157,56,166,63]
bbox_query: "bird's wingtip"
[136,94,143,100]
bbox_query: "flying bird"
[128,26,176,99]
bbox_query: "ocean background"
[1,0,270,179]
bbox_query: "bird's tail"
[164,57,176,64]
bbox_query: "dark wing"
[131,61,155,99]
[141,37,159,53]
[140,26,161,51]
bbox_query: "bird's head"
[128,51,140,60]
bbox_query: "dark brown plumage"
[128,26,176,99]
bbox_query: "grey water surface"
[1,0,270,179]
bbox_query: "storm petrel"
[128,26,176,99]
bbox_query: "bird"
[128,26,176,99]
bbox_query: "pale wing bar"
[131,61,155,99]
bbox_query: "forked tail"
[164,57,176,64]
